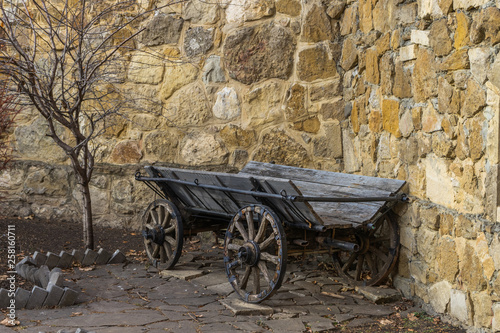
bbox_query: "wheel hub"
[237,241,260,266]
[142,225,165,245]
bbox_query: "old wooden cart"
[135,161,407,303]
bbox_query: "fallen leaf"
[1,317,20,327]
[407,313,418,321]
[130,232,136,236]
[79,266,95,272]
[70,312,83,317]
[0,275,8,280]
[378,319,393,325]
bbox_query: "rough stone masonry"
[2,0,500,330]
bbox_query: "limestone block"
[413,48,437,103]
[220,125,256,148]
[399,45,416,62]
[252,130,310,168]
[399,109,414,138]
[160,62,199,100]
[182,0,220,24]
[382,99,401,137]
[163,84,211,126]
[453,0,489,9]
[284,84,307,121]
[455,12,471,49]
[429,19,452,57]
[425,155,454,207]
[14,117,68,163]
[463,79,486,118]
[493,303,500,331]
[397,3,418,25]
[440,49,470,72]
[418,0,443,18]
[181,133,228,165]
[393,276,413,298]
[301,4,333,42]
[224,24,295,85]
[109,140,142,165]
[326,0,345,19]
[429,281,451,313]
[140,14,183,46]
[490,236,500,270]
[436,236,459,282]
[224,0,274,24]
[342,129,360,173]
[313,123,343,159]
[365,48,379,84]
[202,55,226,84]
[213,87,241,120]
[128,53,164,85]
[310,79,342,102]
[450,289,469,323]
[471,291,493,328]
[487,56,500,92]
[242,81,284,129]
[298,45,338,82]
[184,27,214,58]
[340,5,358,35]
[409,260,428,284]
[475,233,495,280]
[411,30,430,46]
[340,38,358,71]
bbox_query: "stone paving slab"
[10,248,428,333]
[159,269,205,280]
[219,298,273,316]
[356,285,402,304]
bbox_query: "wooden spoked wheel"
[142,199,183,270]
[224,205,287,303]
[332,212,399,286]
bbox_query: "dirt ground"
[0,215,465,332]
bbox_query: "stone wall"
[2,0,500,329]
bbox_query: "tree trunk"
[81,182,94,250]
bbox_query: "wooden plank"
[240,161,406,194]
[151,167,260,215]
[255,177,323,226]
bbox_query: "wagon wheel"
[332,212,399,286]
[224,205,287,303]
[142,199,183,270]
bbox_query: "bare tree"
[0,80,18,173]
[0,0,166,249]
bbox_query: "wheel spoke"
[258,262,272,284]
[369,246,389,263]
[355,254,365,280]
[252,266,261,294]
[165,236,176,246]
[159,244,167,262]
[246,210,255,241]
[162,210,171,228]
[235,221,249,241]
[151,210,159,225]
[152,243,160,258]
[365,252,377,276]
[240,267,251,289]
[260,252,279,265]
[342,253,358,273]
[158,206,164,226]
[259,234,275,250]
[163,242,173,258]
[164,225,176,234]
[254,214,268,243]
